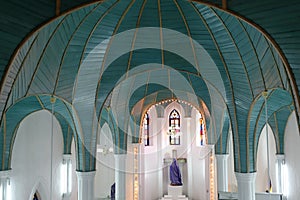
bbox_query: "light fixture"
[61,154,72,198]
[167,125,182,137]
[97,145,114,155]
[133,146,139,200]
[50,96,56,200]
[209,147,215,200]
[0,171,11,200]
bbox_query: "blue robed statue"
[111,183,115,200]
[170,158,183,186]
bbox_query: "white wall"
[10,110,79,200]
[256,124,277,192]
[284,112,300,200]
[70,140,78,200]
[142,102,211,200]
[95,123,115,199]
[227,130,237,192]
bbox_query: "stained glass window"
[143,113,150,146]
[198,113,206,146]
[169,109,180,145]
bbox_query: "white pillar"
[235,172,256,200]
[276,154,285,193]
[76,171,96,200]
[0,170,11,200]
[185,117,193,197]
[216,154,229,192]
[157,117,163,197]
[139,144,145,200]
[115,154,127,200]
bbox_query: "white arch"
[29,179,48,200]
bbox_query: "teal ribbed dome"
[0,0,298,172]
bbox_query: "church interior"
[0,0,300,200]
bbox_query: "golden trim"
[123,76,137,150]
[56,0,61,16]
[73,0,120,100]
[173,0,201,76]
[126,0,148,79]
[53,3,102,95]
[24,16,68,96]
[61,99,81,170]
[252,90,275,170]
[219,108,226,153]
[265,40,285,88]
[274,112,280,154]
[1,1,103,98]
[237,20,267,91]
[2,114,6,170]
[191,0,300,132]
[0,34,39,125]
[35,95,45,109]
[94,0,136,121]
[8,126,20,169]
[210,8,254,99]
[158,0,164,68]
[222,0,227,10]
[66,125,71,154]
[98,0,137,155]
[190,3,241,172]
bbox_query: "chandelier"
[167,125,181,137]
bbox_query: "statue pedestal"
[168,185,183,197]
[161,185,188,200]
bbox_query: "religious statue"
[170,158,182,186]
[111,183,115,200]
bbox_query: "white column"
[76,171,96,200]
[185,117,193,197]
[216,154,229,192]
[0,170,11,200]
[235,172,256,200]
[157,117,163,197]
[139,144,145,200]
[276,154,285,193]
[115,154,127,200]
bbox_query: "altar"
[161,150,188,200]
[161,184,188,200]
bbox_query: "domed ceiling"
[0,0,299,172]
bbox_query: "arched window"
[143,113,150,146]
[199,114,205,146]
[33,191,41,200]
[169,109,180,145]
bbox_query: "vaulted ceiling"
[0,0,299,172]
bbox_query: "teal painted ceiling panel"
[0,0,299,172]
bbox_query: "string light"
[209,150,215,200]
[133,147,139,200]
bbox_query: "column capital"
[276,154,285,160]
[63,154,72,164]
[114,153,127,159]
[215,154,229,160]
[76,171,96,179]
[63,154,72,159]
[235,172,256,182]
[0,170,11,178]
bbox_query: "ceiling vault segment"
[0,0,299,173]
